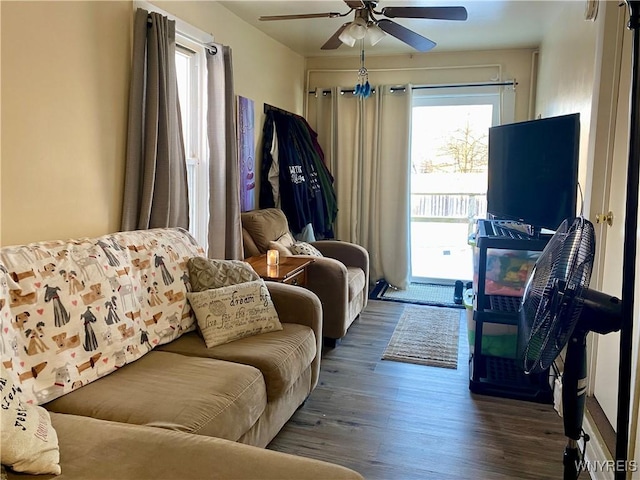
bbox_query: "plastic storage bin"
[472,248,540,297]
[464,289,518,359]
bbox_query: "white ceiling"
[219,0,569,57]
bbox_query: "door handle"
[595,211,614,226]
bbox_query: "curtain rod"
[146,16,217,54]
[308,80,517,96]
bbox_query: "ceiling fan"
[259,1,468,52]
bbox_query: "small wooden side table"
[245,255,313,287]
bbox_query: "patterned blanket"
[0,228,204,404]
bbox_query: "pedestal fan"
[518,217,622,479]
[519,3,640,478]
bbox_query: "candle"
[267,249,279,266]
[267,265,279,278]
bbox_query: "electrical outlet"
[553,376,563,417]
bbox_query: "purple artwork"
[237,96,256,212]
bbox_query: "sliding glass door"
[410,87,508,283]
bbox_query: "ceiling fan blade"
[377,19,436,52]
[321,23,349,50]
[381,6,468,21]
[344,0,365,8]
[259,12,342,21]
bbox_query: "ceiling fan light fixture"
[367,23,386,46]
[338,28,357,47]
[348,17,367,40]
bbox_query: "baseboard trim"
[583,410,614,480]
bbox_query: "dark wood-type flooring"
[268,300,588,479]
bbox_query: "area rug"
[370,280,464,309]
[382,305,460,369]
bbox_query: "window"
[175,36,208,250]
[134,0,212,249]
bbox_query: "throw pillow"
[290,242,324,257]
[275,232,295,248]
[267,240,292,257]
[0,366,61,475]
[188,257,260,293]
[187,279,283,348]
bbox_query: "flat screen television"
[487,113,580,233]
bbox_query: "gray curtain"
[309,86,412,289]
[206,45,243,260]
[121,8,189,231]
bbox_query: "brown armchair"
[241,208,369,347]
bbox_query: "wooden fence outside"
[411,193,487,223]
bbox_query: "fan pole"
[616,2,640,479]
[563,329,588,480]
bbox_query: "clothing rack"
[264,103,300,117]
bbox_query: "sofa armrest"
[311,241,369,277]
[302,257,351,339]
[267,282,322,333]
[311,241,370,312]
[266,282,323,390]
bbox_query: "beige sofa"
[241,208,369,346]
[0,228,362,479]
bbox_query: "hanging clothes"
[267,123,281,208]
[260,108,337,238]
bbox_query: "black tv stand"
[469,219,553,403]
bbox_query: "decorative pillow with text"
[187,279,282,348]
[0,366,61,475]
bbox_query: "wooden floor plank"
[268,300,587,479]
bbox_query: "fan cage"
[519,218,595,374]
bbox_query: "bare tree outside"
[414,120,488,174]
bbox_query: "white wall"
[535,1,640,472]
[1,1,305,246]
[1,1,132,246]
[535,1,600,215]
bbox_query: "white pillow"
[276,232,296,248]
[290,242,323,257]
[1,366,61,475]
[267,232,296,257]
[187,279,283,348]
[267,240,292,257]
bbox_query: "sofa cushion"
[44,351,266,442]
[187,280,283,348]
[4,412,364,480]
[187,256,260,292]
[158,324,316,401]
[347,267,366,302]
[1,366,60,475]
